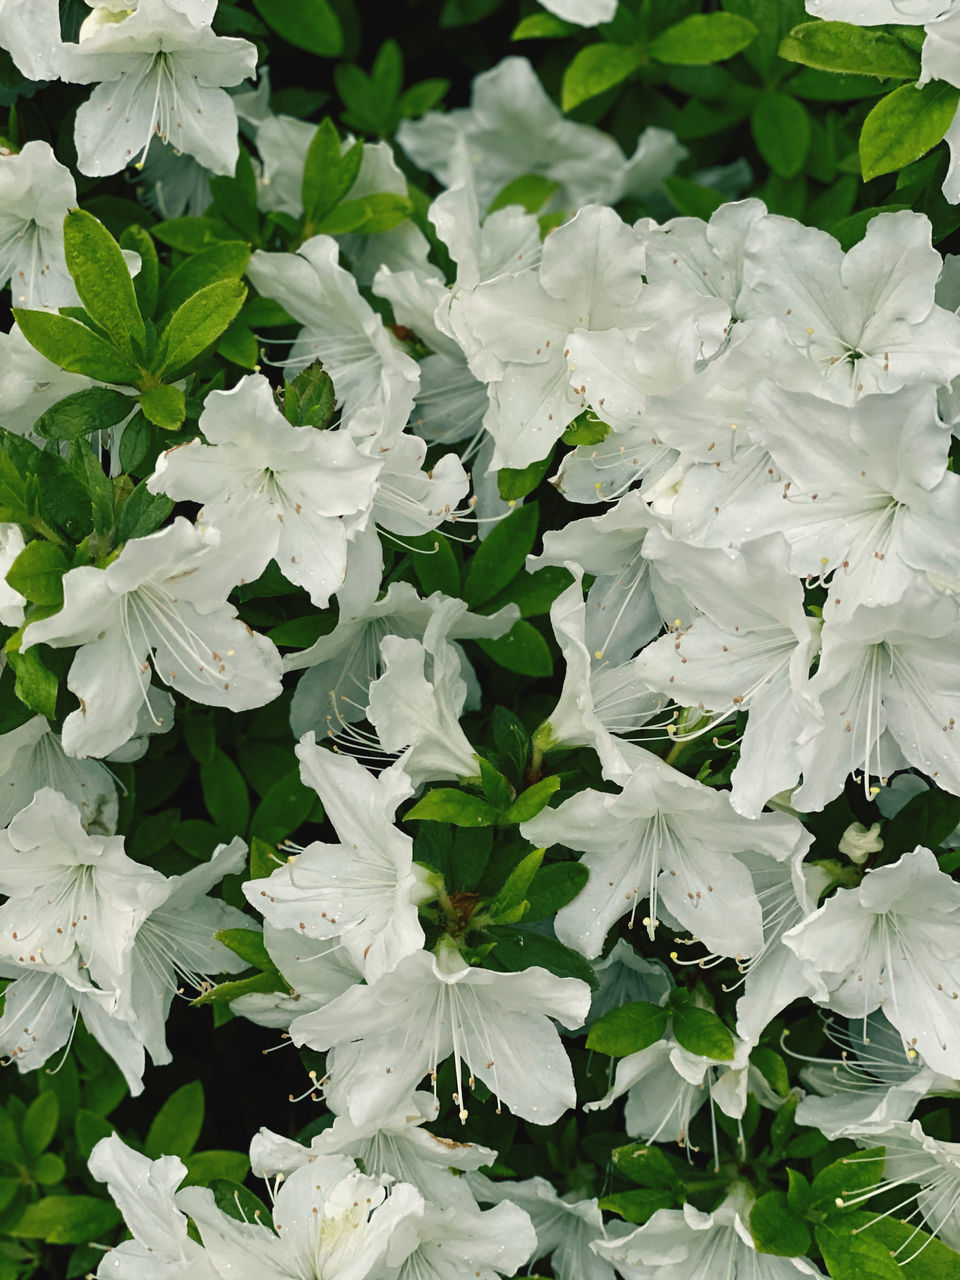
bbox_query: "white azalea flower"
[805,0,951,20]
[740,211,960,395]
[246,235,421,449]
[397,56,684,211]
[229,921,363,1030]
[148,374,381,608]
[116,837,253,1066]
[0,0,64,80]
[521,750,805,960]
[137,137,213,218]
[22,517,283,759]
[588,938,673,1029]
[290,938,591,1127]
[537,0,616,25]
[0,788,164,993]
[383,1194,536,1280]
[0,962,147,1094]
[593,1190,825,1278]
[60,0,257,176]
[178,1152,424,1280]
[0,715,118,832]
[784,846,960,1078]
[0,323,93,439]
[244,735,435,982]
[0,521,25,625]
[88,1133,218,1280]
[0,141,78,307]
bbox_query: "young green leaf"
[487,846,545,919]
[154,278,248,379]
[561,44,647,113]
[155,241,251,326]
[6,540,68,606]
[501,775,560,823]
[139,384,186,431]
[63,209,146,362]
[215,928,271,971]
[405,789,500,827]
[860,80,960,182]
[586,1001,669,1056]
[302,119,363,226]
[7,1196,121,1244]
[648,13,758,65]
[314,192,412,235]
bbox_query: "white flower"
[115,837,253,1066]
[148,374,381,608]
[177,1152,424,1280]
[0,0,64,80]
[397,57,684,211]
[60,0,257,176]
[784,846,960,1078]
[0,324,93,439]
[805,0,952,20]
[88,1133,217,1279]
[22,517,283,758]
[246,236,421,449]
[383,1195,536,1280]
[588,938,673,1030]
[0,521,25,625]
[593,1191,824,1278]
[0,788,165,993]
[0,716,118,832]
[244,735,435,982]
[137,137,213,218]
[0,141,78,308]
[537,0,616,25]
[290,938,590,1127]
[229,922,363,1030]
[521,751,805,960]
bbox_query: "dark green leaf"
[464,504,538,607]
[302,120,363,225]
[751,92,811,178]
[21,1093,58,1161]
[663,176,726,219]
[612,1142,684,1190]
[860,80,960,182]
[751,1046,791,1098]
[523,862,588,919]
[200,749,250,834]
[750,1191,812,1256]
[481,566,574,620]
[477,620,553,677]
[35,387,135,442]
[63,210,146,361]
[497,450,555,501]
[487,925,600,989]
[115,481,173,543]
[7,646,58,719]
[118,411,159,476]
[74,1110,114,1160]
[599,1188,675,1223]
[251,768,317,843]
[284,361,336,429]
[586,1002,669,1056]
[810,1149,885,1210]
[210,1178,273,1228]
[881,788,960,860]
[145,1080,204,1161]
[252,0,343,55]
[672,1005,735,1060]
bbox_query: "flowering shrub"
[0,2,959,1279]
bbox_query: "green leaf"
[8,1196,120,1244]
[860,80,960,182]
[13,309,141,383]
[115,480,173,543]
[881,788,960,860]
[751,1046,791,1098]
[487,846,544,920]
[663,176,725,219]
[155,278,248,379]
[586,1001,669,1056]
[778,21,921,79]
[145,1080,204,1161]
[750,1191,811,1256]
[21,1093,58,1161]
[208,148,260,242]
[487,176,560,217]
[751,92,811,178]
[863,1215,960,1279]
[34,387,135,442]
[476,620,553,677]
[120,225,160,319]
[787,1168,812,1214]
[648,13,758,65]
[152,216,238,253]
[74,1109,114,1160]
[250,768,317,844]
[599,1188,675,1224]
[810,1149,885,1210]
[6,541,68,606]
[31,1153,65,1186]
[139,383,185,431]
[0,450,29,523]
[155,241,250,326]
[182,1150,251,1188]
[200,749,250,834]
[487,925,600,989]
[497,450,555,501]
[7,647,58,720]
[815,1217,901,1280]
[671,1006,735,1060]
[478,756,512,812]
[215,928,271,970]
[481,566,574,620]
[118,411,159,476]
[284,361,336,429]
[561,44,646,112]
[523,862,588,919]
[721,0,806,78]
[217,320,259,369]
[210,1178,273,1228]
[405,789,499,827]
[193,968,287,1005]
[501,776,560,824]
[302,119,363,226]
[562,412,610,446]
[464,503,538,607]
[612,1143,684,1190]
[830,203,911,252]
[314,192,412,235]
[512,12,577,39]
[404,531,460,599]
[63,210,146,362]
[251,0,342,55]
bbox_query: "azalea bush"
[1,1,960,1279]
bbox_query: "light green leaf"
[31,1153,66,1186]
[810,1149,885,1210]
[193,969,287,1005]
[13,309,141,383]
[302,120,363,226]
[63,209,146,362]
[120,225,160,319]
[35,387,135,442]
[8,1196,120,1244]
[512,13,577,39]
[751,92,811,178]
[487,846,545,921]
[488,175,560,216]
[860,80,960,182]
[778,21,921,79]
[314,193,412,235]
[6,541,68,606]
[215,928,270,970]
[145,1080,204,1161]
[155,241,250,326]
[671,1005,735,1060]
[497,450,555,501]
[561,43,646,112]
[815,1218,901,1280]
[599,1188,675,1223]
[251,0,342,55]
[7,647,58,720]
[586,1002,669,1057]
[405,789,500,827]
[501,775,560,823]
[139,383,185,431]
[154,278,247,379]
[648,12,758,65]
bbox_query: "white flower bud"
[838,820,884,864]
